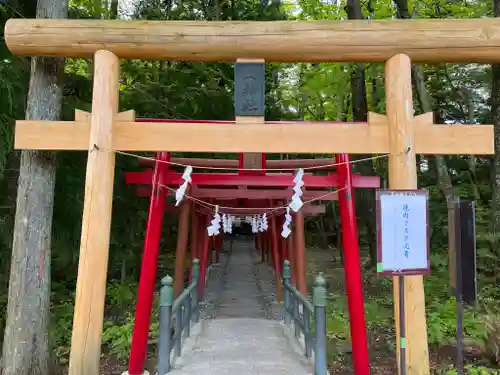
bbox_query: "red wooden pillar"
[287,234,296,284]
[173,200,191,297]
[279,215,288,270]
[270,213,283,301]
[267,230,273,266]
[128,152,169,375]
[294,211,307,296]
[189,211,199,282]
[335,153,370,375]
[198,216,211,299]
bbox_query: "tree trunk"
[490,0,500,238]
[1,0,67,374]
[110,0,118,19]
[411,64,455,202]
[465,91,480,201]
[391,0,456,205]
[344,0,378,267]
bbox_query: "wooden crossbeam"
[197,204,325,216]
[135,186,339,200]
[138,156,338,170]
[14,114,493,155]
[161,204,325,216]
[6,19,500,63]
[125,170,380,188]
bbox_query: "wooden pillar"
[270,213,283,302]
[280,215,288,269]
[385,54,430,375]
[173,200,191,297]
[294,211,307,296]
[288,234,296,284]
[189,211,199,281]
[68,50,120,375]
[267,231,273,266]
[127,153,168,375]
[198,216,210,298]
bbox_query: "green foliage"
[441,365,500,375]
[106,281,138,315]
[51,300,76,363]
[101,316,136,360]
[426,298,487,346]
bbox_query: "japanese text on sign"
[376,190,430,275]
[403,203,410,259]
[242,76,259,113]
[234,62,265,116]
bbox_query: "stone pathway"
[215,240,268,318]
[169,239,311,375]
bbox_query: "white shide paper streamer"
[207,205,221,236]
[175,166,193,206]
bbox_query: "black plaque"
[452,199,477,304]
[459,200,477,304]
[234,62,265,116]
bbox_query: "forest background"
[1,0,500,374]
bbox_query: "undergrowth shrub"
[485,314,500,366]
[426,298,487,347]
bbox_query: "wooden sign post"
[376,188,430,375]
[4,19,496,375]
[383,55,431,375]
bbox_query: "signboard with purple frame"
[376,189,430,276]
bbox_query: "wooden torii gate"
[5,18,495,375]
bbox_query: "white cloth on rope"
[259,213,268,232]
[251,215,259,233]
[222,213,234,234]
[175,166,193,206]
[207,205,221,236]
[281,207,293,238]
[289,168,304,212]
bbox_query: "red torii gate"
[123,119,380,375]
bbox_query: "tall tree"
[110,0,119,18]
[344,0,378,266]
[1,0,68,374]
[490,0,500,243]
[392,0,455,205]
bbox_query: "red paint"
[335,154,370,375]
[126,170,380,189]
[279,215,287,269]
[135,118,366,125]
[138,156,341,170]
[128,152,169,375]
[293,210,307,295]
[189,212,200,283]
[270,214,282,301]
[238,152,266,176]
[190,187,339,200]
[198,218,211,299]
